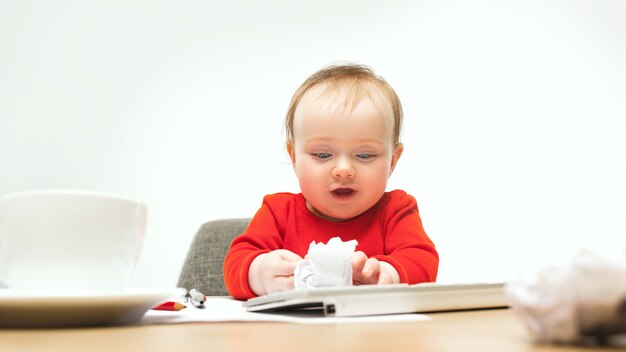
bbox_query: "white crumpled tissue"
[506,250,626,344]
[294,237,358,289]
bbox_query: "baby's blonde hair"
[285,64,403,146]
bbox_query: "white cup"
[0,190,147,291]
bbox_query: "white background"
[1,0,625,288]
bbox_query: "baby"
[224,64,439,299]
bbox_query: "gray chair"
[177,218,250,296]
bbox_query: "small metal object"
[185,288,207,308]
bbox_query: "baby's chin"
[307,203,366,222]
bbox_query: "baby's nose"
[332,158,355,178]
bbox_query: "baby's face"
[288,86,403,221]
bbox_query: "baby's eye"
[313,153,332,160]
[356,153,375,160]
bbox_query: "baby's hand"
[248,249,302,296]
[351,251,400,285]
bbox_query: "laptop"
[243,282,509,317]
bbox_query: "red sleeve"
[223,196,284,300]
[372,192,439,284]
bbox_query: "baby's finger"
[352,251,368,273]
[271,275,295,292]
[362,257,380,277]
[273,260,297,276]
[377,270,393,285]
[276,249,303,262]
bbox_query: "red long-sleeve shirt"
[224,190,439,300]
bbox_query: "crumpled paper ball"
[294,237,358,289]
[506,250,626,344]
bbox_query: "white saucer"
[0,287,186,328]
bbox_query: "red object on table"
[152,301,186,311]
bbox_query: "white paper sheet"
[141,297,430,325]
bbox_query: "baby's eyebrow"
[301,136,388,151]
[350,138,388,148]
[355,137,385,144]
[305,136,334,142]
[304,136,385,143]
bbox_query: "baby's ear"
[389,143,404,175]
[286,141,297,169]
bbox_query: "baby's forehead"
[301,82,394,120]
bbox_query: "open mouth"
[332,188,356,199]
